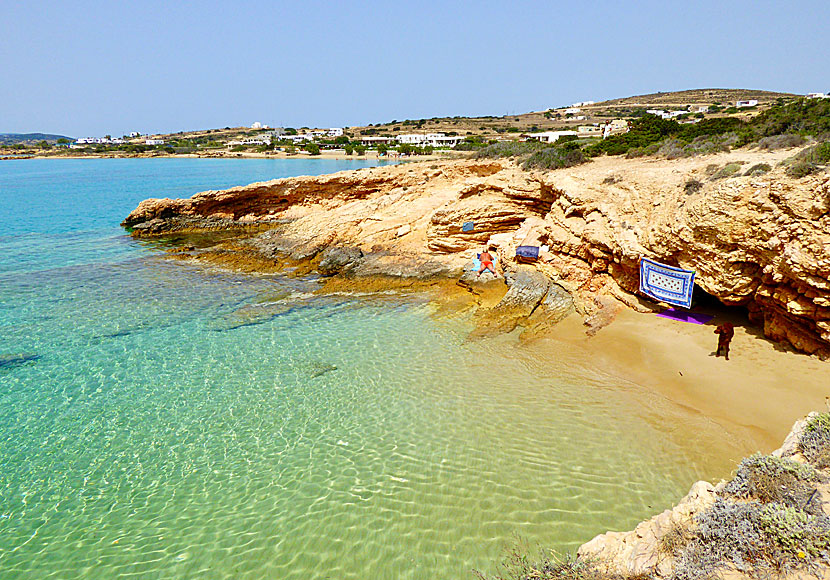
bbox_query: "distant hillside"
[596,88,797,107]
[0,133,74,144]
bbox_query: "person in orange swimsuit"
[477,247,497,277]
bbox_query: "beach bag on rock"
[515,245,540,262]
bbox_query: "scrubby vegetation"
[711,162,743,180]
[683,179,703,194]
[473,543,647,580]
[745,163,771,176]
[585,98,830,162]
[475,141,586,170]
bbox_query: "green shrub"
[684,179,703,194]
[472,543,636,580]
[723,453,820,512]
[304,143,320,155]
[798,142,830,165]
[745,163,772,176]
[711,162,742,179]
[787,160,820,178]
[586,114,680,156]
[758,504,830,559]
[799,413,830,462]
[756,134,805,150]
[675,499,830,580]
[521,147,585,170]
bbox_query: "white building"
[145,139,164,145]
[807,92,829,99]
[251,122,263,129]
[425,134,464,147]
[736,100,758,108]
[694,105,709,113]
[527,130,578,144]
[228,135,272,146]
[327,128,344,137]
[572,101,595,107]
[397,133,429,144]
[577,125,602,137]
[360,136,395,146]
[280,134,313,142]
[75,137,125,145]
[129,131,141,138]
[563,108,582,115]
[603,119,629,139]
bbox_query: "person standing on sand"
[477,247,498,277]
[714,322,735,360]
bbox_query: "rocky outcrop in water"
[123,151,830,356]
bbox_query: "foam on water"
[0,159,740,579]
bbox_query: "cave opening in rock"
[692,283,752,326]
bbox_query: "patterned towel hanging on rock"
[639,258,695,309]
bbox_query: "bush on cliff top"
[723,453,821,513]
[800,413,830,463]
[475,141,587,171]
[675,499,830,580]
[473,542,648,580]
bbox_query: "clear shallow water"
[0,159,738,579]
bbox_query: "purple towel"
[656,308,713,325]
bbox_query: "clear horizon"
[2,0,828,138]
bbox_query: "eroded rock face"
[123,154,830,356]
[543,165,830,357]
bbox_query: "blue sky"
[2,0,828,137]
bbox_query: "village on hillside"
[2,89,827,158]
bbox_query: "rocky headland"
[123,147,830,357]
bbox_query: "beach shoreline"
[0,149,465,162]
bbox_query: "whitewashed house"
[577,125,602,137]
[145,139,164,145]
[360,136,395,146]
[527,130,578,143]
[327,128,344,137]
[603,120,629,139]
[736,100,758,108]
[397,134,428,144]
[425,134,464,147]
[807,92,829,99]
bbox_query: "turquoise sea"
[1,159,739,579]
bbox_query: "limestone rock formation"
[123,152,830,356]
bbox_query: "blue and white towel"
[639,258,695,308]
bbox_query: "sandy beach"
[533,305,828,457]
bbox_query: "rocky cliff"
[123,149,830,357]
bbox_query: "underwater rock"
[307,361,338,378]
[0,353,40,370]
